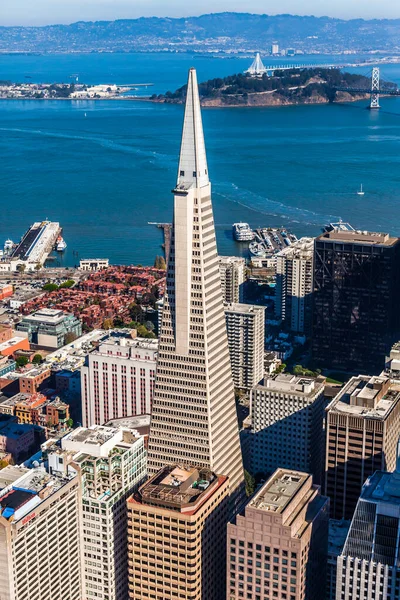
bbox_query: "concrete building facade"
[219,256,246,304]
[325,375,400,520]
[225,303,265,390]
[17,307,82,349]
[250,374,326,481]
[81,334,158,427]
[275,237,314,335]
[127,465,230,600]
[0,467,83,600]
[49,424,146,600]
[227,469,329,600]
[147,69,244,496]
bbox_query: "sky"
[1,0,399,26]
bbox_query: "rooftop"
[249,469,309,514]
[255,373,324,395]
[219,256,245,265]
[130,464,226,513]
[0,336,28,353]
[225,303,266,315]
[328,519,351,556]
[318,229,398,247]
[20,308,72,324]
[0,465,29,490]
[328,375,400,420]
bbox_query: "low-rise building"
[19,365,52,394]
[250,373,326,481]
[0,417,36,461]
[79,258,109,271]
[81,333,158,427]
[225,303,265,390]
[17,307,82,349]
[127,465,230,600]
[0,391,70,431]
[227,468,329,600]
[325,374,400,519]
[0,335,30,357]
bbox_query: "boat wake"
[214,181,341,226]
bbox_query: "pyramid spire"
[177,68,209,189]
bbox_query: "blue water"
[1,53,400,266]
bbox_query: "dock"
[148,222,172,261]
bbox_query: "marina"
[249,227,298,257]
[1,221,61,272]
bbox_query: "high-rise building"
[49,424,146,600]
[275,237,314,335]
[325,374,400,519]
[225,303,265,390]
[250,373,326,481]
[337,448,400,600]
[312,229,400,372]
[81,333,158,427]
[326,519,350,600]
[0,466,83,600]
[227,468,329,600]
[271,42,279,55]
[147,68,244,495]
[127,464,230,600]
[219,256,246,304]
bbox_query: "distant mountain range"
[1,13,400,54]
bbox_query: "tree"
[145,321,155,332]
[59,279,75,289]
[129,303,144,324]
[16,356,29,368]
[154,255,166,270]
[35,263,42,271]
[17,263,26,273]
[103,318,113,331]
[43,283,58,292]
[66,418,73,428]
[32,354,43,365]
[65,332,78,344]
[244,470,255,497]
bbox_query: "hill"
[151,68,384,107]
[1,13,400,53]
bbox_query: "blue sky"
[2,0,399,26]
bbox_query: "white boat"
[357,184,365,196]
[233,222,254,242]
[4,239,13,251]
[249,241,267,257]
[56,236,67,252]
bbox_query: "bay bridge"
[246,54,400,109]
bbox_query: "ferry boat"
[56,236,67,252]
[249,241,267,257]
[233,222,254,242]
[4,239,13,252]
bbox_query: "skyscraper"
[147,69,244,495]
[219,256,246,304]
[337,446,400,600]
[312,229,400,372]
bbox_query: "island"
[0,81,151,100]
[151,68,393,107]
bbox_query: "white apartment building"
[81,333,158,427]
[219,256,245,304]
[49,424,146,600]
[275,237,314,334]
[225,303,265,390]
[250,373,326,481]
[0,466,83,600]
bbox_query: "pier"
[148,223,172,261]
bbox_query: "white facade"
[275,237,314,334]
[81,334,158,427]
[0,468,83,600]
[79,259,109,271]
[224,303,265,390]
[250,373,326,480]
[219,256,245,303]
[49,424,146,600]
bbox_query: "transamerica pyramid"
[147,68,244,495]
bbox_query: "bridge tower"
[370,67,380,109]
[246,53,267,77]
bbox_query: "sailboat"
[357,184,365,196]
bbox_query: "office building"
[312,229,400,372]
[275,237,313,335]
[227,469,329,600]
[337,448,400,600]
[250,373,326,481]
[0,466,83,600]
[326,519,350,600]
[127,464,229,600]
[225,303,265,390]
[81,333,158,427]
[271,42,279,55]
[49,424,146,600]
[325,374,400,519]
[219,256,246,303]
[17,307,82,349]
[147,68,244,495]
[385,340,400,379]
